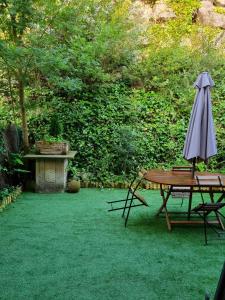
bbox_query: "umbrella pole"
[192,158,196,178]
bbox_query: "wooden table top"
[144,169,225,187]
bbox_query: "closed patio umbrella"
[183,72,217,177]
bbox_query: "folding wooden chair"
[157,166,192,219]
[107,169,149,227]
[205,261,225,300]
[171,166,192,206]
[192,175,225,245]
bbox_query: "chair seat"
[192,203,225,212]
[132,189,148,206]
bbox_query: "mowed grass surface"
[0,189,224,300]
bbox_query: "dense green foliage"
[0,124,27,188]
[0,0,224,182]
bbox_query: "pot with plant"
[35,114,69,155]
[67,163,80,193]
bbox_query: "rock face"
[130,0,175,24]
[130,0,153,25]
[197,0,225,29]
[151,0,176,22]
[214,0,225,7]
[131,0,225,29]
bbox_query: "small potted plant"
[67,163,81,193]
[35,115,69,155]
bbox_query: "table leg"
[157,185,172,231]
[187,189,193,220]
[164,205,172,231]
[157,184,168,215]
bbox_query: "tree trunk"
[18,76,29,151]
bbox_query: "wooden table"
[24,151,76,193]
[144,169,225,231]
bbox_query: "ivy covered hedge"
[28,68,225,182]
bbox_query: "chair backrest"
[195,175,223,205]
[195,175,222,187]
[172,166,193,172]
[171,166,192,198]
[127,169,147,197]
[128,168,148,206]
[138,168,147,178]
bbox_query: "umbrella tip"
[194,72,214,88]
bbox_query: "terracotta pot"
[67,179,80,193]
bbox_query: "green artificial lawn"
[0,189,225,300]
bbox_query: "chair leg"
[204,212,208,246]
[122,191,131,218]
[122,197,129,218]
[124,198,134,227]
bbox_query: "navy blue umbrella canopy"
[183,72,217,168]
